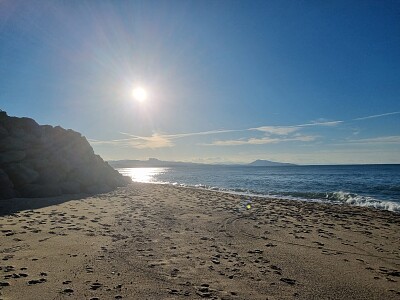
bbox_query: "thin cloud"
[251,120,342,134]
[344,136,400,145]
[89,129,240,149]
[353,111,400,121]
[90,134,174,149]
[90,111,398,149]
[207,135,317,146]
[120,129,241,139]
[88,138,135,145]
[127,134,174,149]
[298,120,344,127]
[251,126,299,135]
[89,120,335,149]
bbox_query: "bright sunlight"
[132,87,148,102]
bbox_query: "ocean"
[117,164,400,212]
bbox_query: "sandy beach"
[0,183,399,299]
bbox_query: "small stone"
[90,282,103,290]
[280,278,296,285]
[169,289,179,295]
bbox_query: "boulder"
[0,125,8,138]
[0,136,28,151]
[0,150,26,165]
[0,111,130,199]
[0,187,17,199]
[37,168,66,184]
[84,184,112,194]
[0,169,17,199]
[20,184,62,198]
[60,181,81,194]
[4,163,39,187]
[0,169,13,188]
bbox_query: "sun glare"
[132,87,147,102]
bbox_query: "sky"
[0,0,399,164]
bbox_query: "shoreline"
[123,180,400,214]
[1,182,399,299]
[116,165,400,213]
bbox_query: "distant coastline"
[108,158,399,168]
[108,158,296,168]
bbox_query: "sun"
[132,87,147,102]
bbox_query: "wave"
[265,191,400,212]
[116,167,400,213]
[328,191,400,212]
[158,182,400,213]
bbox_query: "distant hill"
[108,158,296,168]
[108,158,204,168]
[247,159,296,167]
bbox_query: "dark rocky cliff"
[0,111,130,199]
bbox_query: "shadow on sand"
[0,194,92,216]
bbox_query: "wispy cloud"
[345,136,400,145]
[353,111,400,121]
[126,134,175,149]
[250,126,300,135]
[299,120,344,127]
[88,138,134,145]
[120,129,240,140]
[88,120,341,149]
[89,134,174,149]
[89,111,399,149]
[250,120,342,135]
[208,135,317,146]
[89,129,240,149]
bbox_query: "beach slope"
[0,183,399,299]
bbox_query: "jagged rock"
[0,111,130,199]
[0,150,26,164]
[36,167,66,184]
[0,169,16,199]
[84,184,112,194]
[60,181,81,194]
[0,169,13,187]
[0,125,8,137]
[4,163,40,187]
[20,184,62,198]
[0,136,29,151]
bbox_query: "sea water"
[117,165,400,212]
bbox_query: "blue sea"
[117,165,400,212]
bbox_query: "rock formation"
[0,110,130,199]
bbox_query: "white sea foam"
[116,166,400,213]
[332,191,400,212]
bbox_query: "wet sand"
[0,183,399,299]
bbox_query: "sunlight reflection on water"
[117,168,167,183]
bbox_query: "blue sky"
[1,0,399,164]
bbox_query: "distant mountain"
[247,159,296,167]
[108,158,296,168]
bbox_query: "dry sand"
[0,183,399,299]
